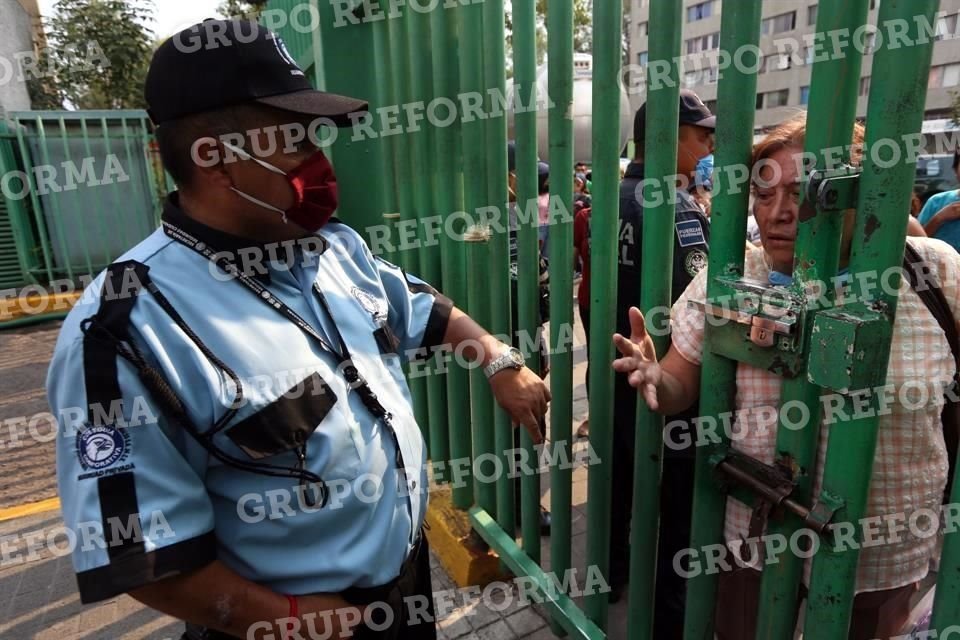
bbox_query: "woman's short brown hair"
[751,113,866,169]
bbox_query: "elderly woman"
[612,114,960,639]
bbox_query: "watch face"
[509,349,525,366]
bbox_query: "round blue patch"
[77,425,128,470]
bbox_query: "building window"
[808,5,818,26]
[684,71,698,88]
[686,32,720,54]
[859,77,871,97]
[863,31,877,55]
[683,67,718,87]
[800,86,810,105]
[764,53,792,72]
[930,65,945,89]
[936,14,958,41]
[638,51,648,66]
[687,0,714,23]
[759,89,790,108]
[944,63,960,88]
[870,0,877,9]
[761,11,797,36]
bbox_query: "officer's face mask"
[695,153,714,190]
[222,141,338,232]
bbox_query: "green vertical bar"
[101,117,134,255]
[467,226,496,517]
[119,116,150,249]
[682,1,763,637]
[137,116,163,225]
[932,462,960,627]
[371,13,397,228]
[78,118,114,261]
[33,117,74,281]
[432,3,472,508]
[406,3,450,471]
[387,7,430,440]
[56,117,94,278]
[13,119,55,281]
[805,1,939,637]
[482,0,514,540]
[627,0,679,635]
[0,122,40,282]
[512,0,542,560]
[755,2,870,637]
[458,0,488,514]
[312,0,386,235]
[548,0,576,629]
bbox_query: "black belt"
[181,533,426,640]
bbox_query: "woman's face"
[754,144,857,274]
[754,146,802,274]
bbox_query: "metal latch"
[805,165,861,212]
[690,294,799,348]
[712,448,842,536]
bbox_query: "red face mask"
[225,143,339,232]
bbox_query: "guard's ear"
[188,136,238,190]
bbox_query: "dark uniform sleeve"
[375,257,454,360]
[48,336,216,603]
[671,193,710,303]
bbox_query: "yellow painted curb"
[0,292,82,322]
[425,484,508,588]
[0,497,61,523]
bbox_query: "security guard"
[47,20,550,640]
[611,89,714,635]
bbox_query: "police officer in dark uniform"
[611,89,715,637]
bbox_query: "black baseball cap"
[145,19,368,126]
[633,88,716,146]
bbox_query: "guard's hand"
[295,594,367,639]
[612,306,663,411]
[489,366,551,444]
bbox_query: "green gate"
[266,0,960,637]
[0,110,164,289]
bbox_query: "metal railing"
[0,110,164,288]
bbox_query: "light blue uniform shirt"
[918,189,960,252]
[47,194,452,603]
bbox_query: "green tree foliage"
[44,0,155,109]
[505,0,592,75]
[505,0,631,76]
[218,0,270,20]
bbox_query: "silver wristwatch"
[483,346,525,379]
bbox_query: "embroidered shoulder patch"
[676,219,706,248]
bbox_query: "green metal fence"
[0,110,163,289]
[264,0,960,638]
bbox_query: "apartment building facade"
[627,0,960,132]
[0,0,44,116]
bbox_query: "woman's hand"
[612,307,663,411]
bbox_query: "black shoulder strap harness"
[80,260,330,507]
[902,242,960,502]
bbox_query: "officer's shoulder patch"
[675,218,706,248]
[351,285,388,323]
[76,424,132,479]
[685,249,708,277]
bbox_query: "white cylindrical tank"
[507,54,634,166]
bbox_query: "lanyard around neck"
[162,221,348,362]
